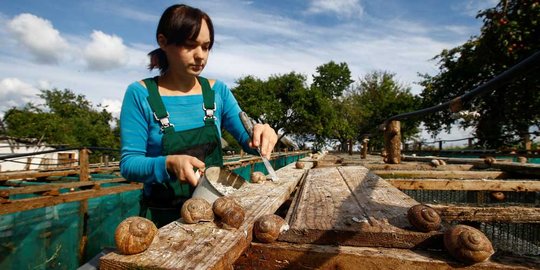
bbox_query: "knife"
[239,111,279,181]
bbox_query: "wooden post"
[438,141,443,151]
[468,138,473,148]
[78,148,90,264]
[348,139,353,155]
[524,133,532,151]
[384,120,401,164]
[104,155,109,167]
[361,138,368,159]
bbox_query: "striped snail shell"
[181,198,214,224]
[254,214,288,243]
[295,162,305,169]
[444,225,494,264]
[115,216,157,255]
[407,204,441,232]
[250,171,266,183]
[213,196,245,229]
[490,191,505,201]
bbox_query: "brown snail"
[250,171,266,183]
[254,214,288,243]
[444,225,494,264]
[430,159,440,167]
[181,198,214,224]
[295,161,305,169]
[407,204,441,232]
[115,216,157,255]
[484,156,496,165]
[517,156,527,164]
[490,191,505,201]
[213,196,245,229]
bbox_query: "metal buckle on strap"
[153,112,174,131]
[203,103,217,120]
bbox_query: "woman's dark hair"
[148,4,214,73]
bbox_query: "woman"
[120,4,277,227]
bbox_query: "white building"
[0,136,79,172]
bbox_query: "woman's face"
[160,19,211,77]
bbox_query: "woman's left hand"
[249,123,278,159]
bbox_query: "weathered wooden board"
[373,170,508,179]
[361,163,476,171]
[234,242,540,270]
[387,179,540,191]
[429,204,540,223]
[100,161,311,270]
[279,166,442,248]
[0,183,142,215]
[0,166,119,181]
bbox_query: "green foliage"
[2,89,119,149]
[419,0,540,148]
[352,71,421,149]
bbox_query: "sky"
[0,0,499,145]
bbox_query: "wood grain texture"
[100,161,312,270]
[234,242,540,270]
[429,204,540,223]
[373,170,508,179]
[387,179,540,191]
[279,166,443,249]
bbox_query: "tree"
[352,71,420,150]
[2,89,119,150]
[419,0,540,148]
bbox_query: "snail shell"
[250,171,266,183]
[181,198,214,224]
[438,159,447,166]
[407,204,441,232]
[254,214,288,243]
[430,159,440,167]
[444,225,494,263]
[517,156,527,164]
[115,216,157,255]
[484,157,496,165]
[213,196,245,229]
[490,191,505,201]
[295,162,305,169]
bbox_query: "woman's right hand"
[165,155,206,186]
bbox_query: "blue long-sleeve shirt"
[119,79,254,188]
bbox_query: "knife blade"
[239,111,279,181]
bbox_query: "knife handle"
[239,111,256,139]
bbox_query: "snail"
[213,196,245,229]
[490,191,505,201]
[484,156,496,165]
[430,159,440,167]
[254,214,288,243]
[444,225,494,264]
[115,216,157,255]
[438,159,447,166]
[295,161,305,169]
[181,198,214,224]
[517,156,527,164]
[250,171,266,183]
[407,204,441,232]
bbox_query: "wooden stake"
[384,120,401,164]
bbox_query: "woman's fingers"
[166,155,205,186]
[252,124,277,158]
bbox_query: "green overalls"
[140,76,223,228]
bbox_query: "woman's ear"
[157,34,168,48]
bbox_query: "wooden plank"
[0,167,119,181]
[279,166,442,249]
[372,170,508,179]
[387,179,540,192]
[234,242,539,270]
[100,161,312,270]
[362,163,475,171]
[0,183,142,215]
[429,204,540,223]
[2,178,127,195]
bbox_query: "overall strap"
[144,77,175,134]
[198,77,216,125]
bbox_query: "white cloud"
[0,78,40,112]
[100,98,122,118]
[7,13,69,64]
[455,0,498,16]
[84,30,128,71]
[306,0,364,18]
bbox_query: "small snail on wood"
[484,156,496,165]
[444,225,494,264]
[254,214,288,243]
[115,216,157,255]
[407,204,441,232]
[213,196,245,229]
[517,156,527,164]
[250,171,266,183]
[295,161,305,169]
[490,191,505,201]
[181,198,214,224]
